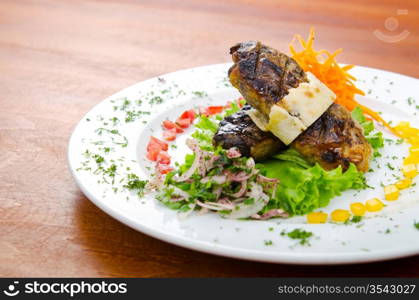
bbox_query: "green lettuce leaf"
[259,149,367,215]
[195,115,218,133]
[224,100,242,116]
[351,106,384,157]
[191,116,219,150]
[272,148,313,169]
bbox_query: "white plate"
[68,63,419,265]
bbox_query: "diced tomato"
[176,109,195,128]
[174,124,184,133]
[198,106,209,116]
[237,97,245,107]
[146,145,161,161]
[157,151,171,164]
[158,163,173,174]
[162,129,177,141]
[162,120,175,130]
[180,109,196,121]
[207,106,224,115]
[147,136,168,151]
[224,100,232,108]
[162,120,184,133]
[146,136,169,161]
[176,118,192,128]
[187,109,196,121]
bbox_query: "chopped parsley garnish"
[407,97,415,106]
[125,110,150,122]
[264,240,273,246]
[103,147,112,154]
[350,216,363,223]
[192,91,208,98]
[351,107,384,157]
[123,173,148,196]
[282,228,313,246]
[93,154,105,164]
[149,96,164,105]
[101,164,117,184]
[244,198,255,205]
[386,163,395,171]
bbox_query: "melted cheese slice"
[268,105,306,144]
[248,72,336,145]
[247,109,269,131]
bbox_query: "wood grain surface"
[1,0,418,277]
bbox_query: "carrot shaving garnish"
[358,104,400,136]
[289,28,401,137]
[289,28,364,109]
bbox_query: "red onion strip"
[231,180,247,198]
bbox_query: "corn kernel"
[365,198,384,212]
[404,154,419,165]
[395,178,412,190]
[410,147,419,156]
[307,212,328,224]
[394,122,410,136]
[405,147,419,164]
[350,202,366,216]
[395,122,419,136]
[331,209,350,222]
[408,136,419,147]
[393,122,419,145]
[402,164,418,178]
[384,184,399,201]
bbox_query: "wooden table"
[1,0,418,277]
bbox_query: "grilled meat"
[229,41,308,117]
[214,104,372,172]
[222,41,372,172]
[213,105,286,161]
[229,41,336,145]
[292,103,372,172]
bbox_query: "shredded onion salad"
[156,137,288,219]
[145,98,292,219]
